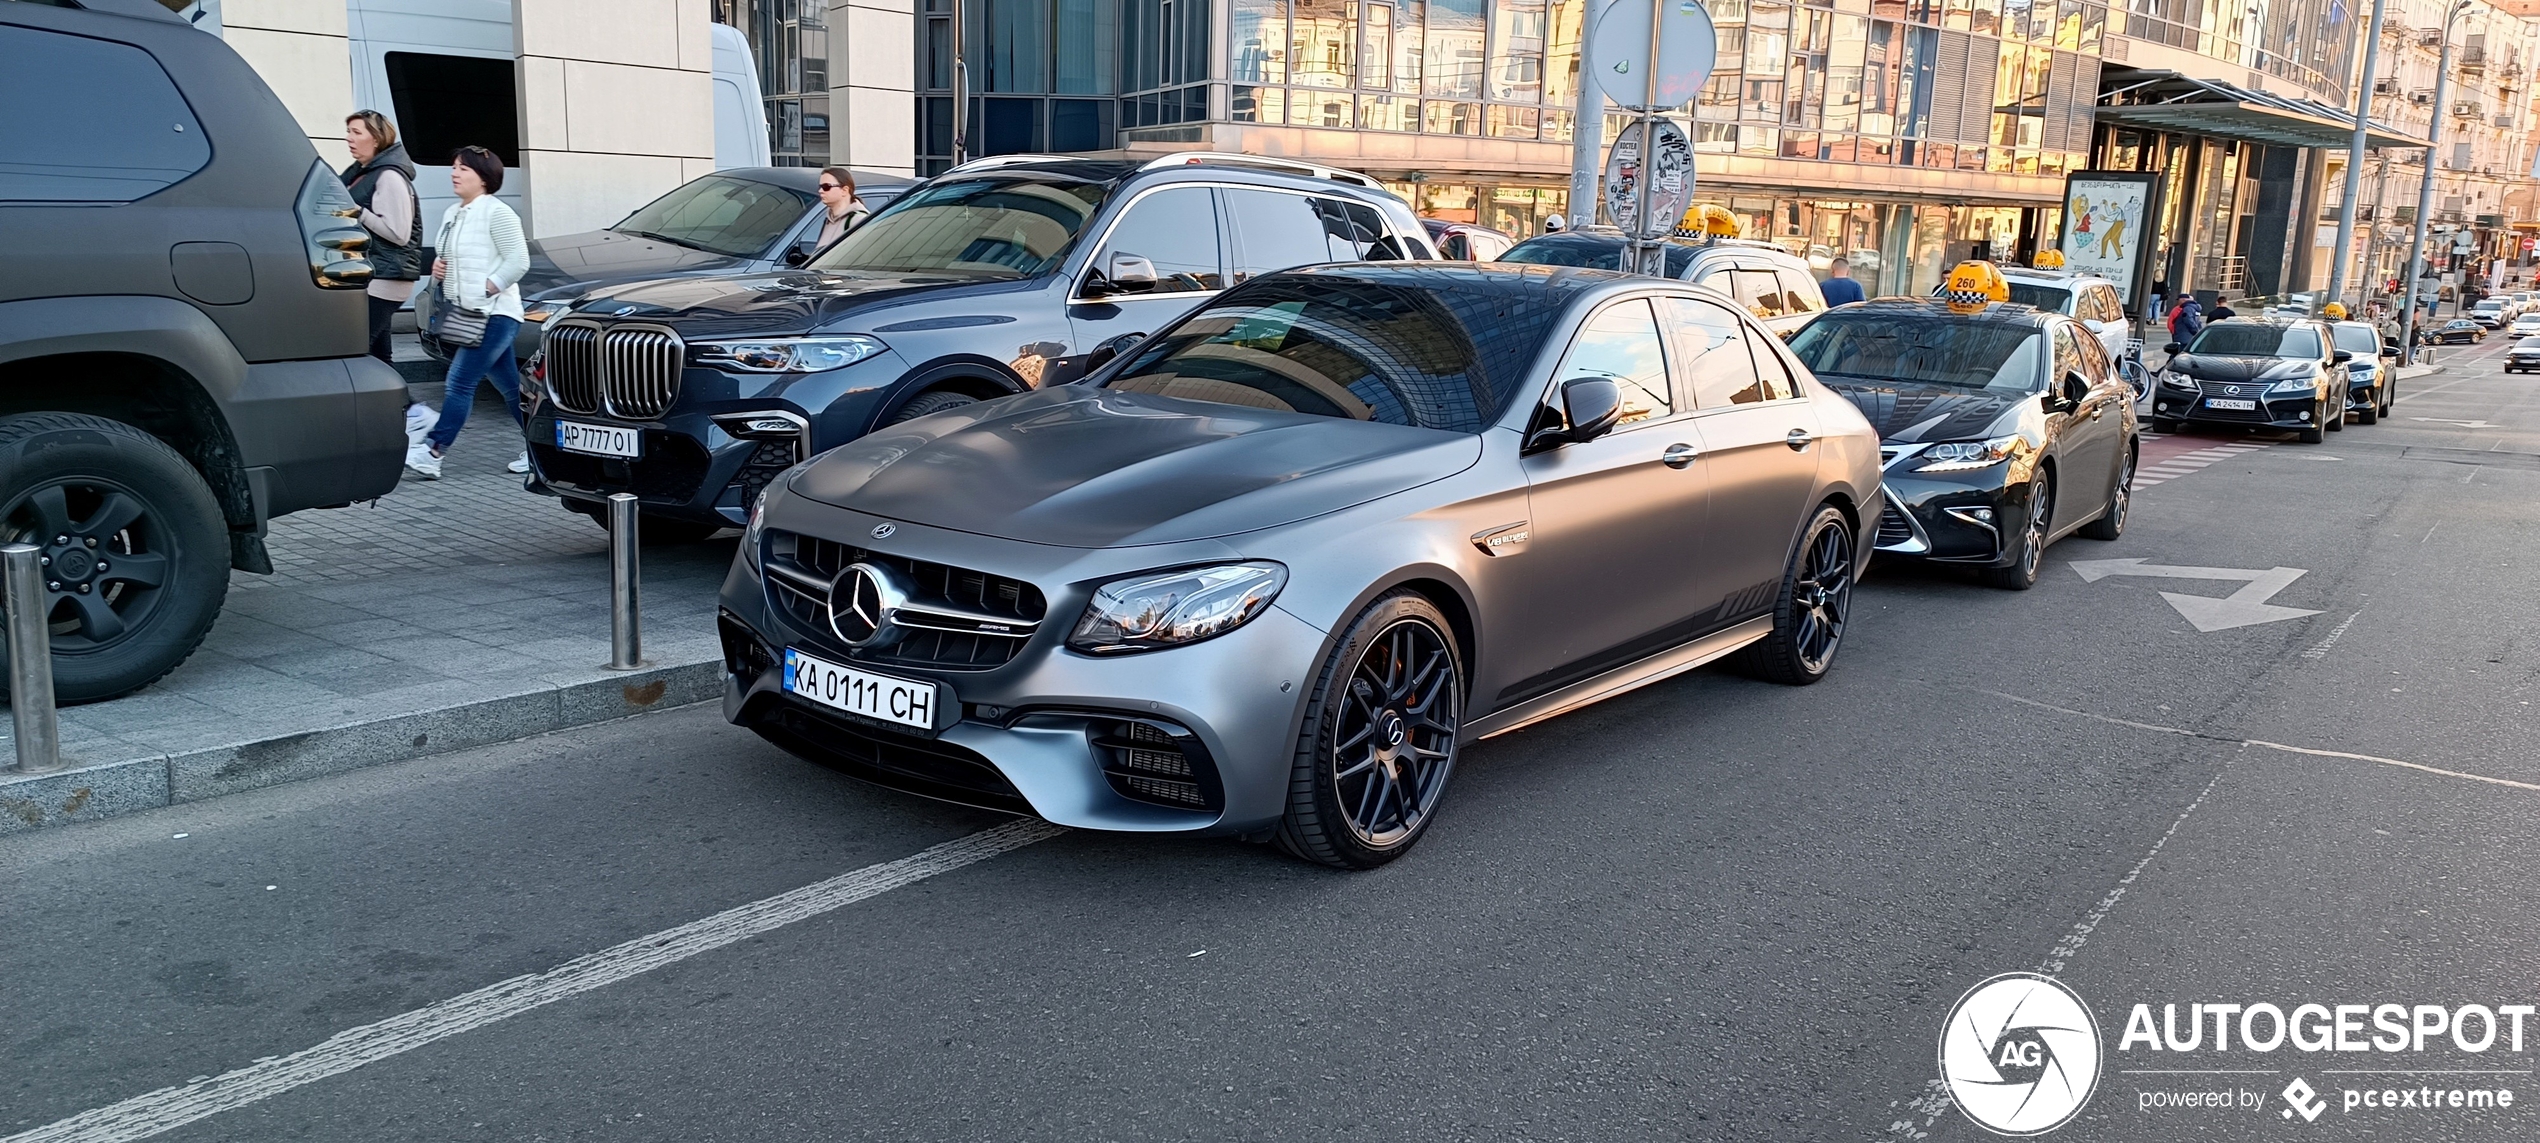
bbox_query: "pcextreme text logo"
[1939,973,2104,1136]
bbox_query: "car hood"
[566,270,1029,339]
[1818,379,2029,443]
[517,229,752,300]
[2167,354,2308,382]
[788,387,1485,548]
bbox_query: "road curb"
[0,657,723,836]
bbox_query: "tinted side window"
[0,26,209,203]
[1749,333,1798,400]
[1660,297,1769,407]
[385,52,521,165]
[1732,269,1788,317]
[1326,199,1398,260]
[1558,299,1673,423]
[1226,188,1344,282]
[2050,324,2087,383]
[1098,186,1222,293]
[1438,233,1471,259]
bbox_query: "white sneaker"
[507,450,531,474]
[404,440,442,480]
[405,403,438,445]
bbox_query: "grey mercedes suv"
[718,264,1882,867]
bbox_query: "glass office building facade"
[909,0,2373,297]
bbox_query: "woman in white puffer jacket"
[410,145,529,480]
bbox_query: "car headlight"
[695,336,887,373]
[2267,374,2320,393]
[2158,369,2198,390]
[1068,562,1288,655]
[1915,434,2024,473]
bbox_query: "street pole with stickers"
[1586,0,1715,272]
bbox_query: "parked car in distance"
[2506,335,2540,373]
[1976,266,2132,365]
[2434,319,2486,345]
[417,166,918,366]
[718,263,1880,867]
[522,153,1439,541]
[1789,296,2138,590]
[2328,320,2394,423]
[1421,219,1516,261]
[2153,318,2351,442]
[0,0,404,701]
[1497,229,1829,337]
[2469,298,2508,328]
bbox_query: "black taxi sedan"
[1785,293,2138,589]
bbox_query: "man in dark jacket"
[2167,295,2204,344]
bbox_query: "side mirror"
[2082,318,2107,334]
[1527,377,1626,451]
[1084,332,1145,374]
[2331,349,2354,364]
[1104,252,1158,294]
[2049,371,2088,412]
[782,248,811,267]
[2163,342,2184,356]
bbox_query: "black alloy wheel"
[2325,389,2345,431]
[2298,401,2327,443]
[885,390,979,426]
[0,413,229,703]
[1276,592,1462,869]
[1981,474,2054,591]
[2356,384,2380,425]
[2080,444,2132,540]
[1732,504,1855,684]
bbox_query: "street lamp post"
[2398,0,2472,356]
[2327,0,2390,311]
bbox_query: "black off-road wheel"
[0,413,229,704]
[1980,473,2053,591]
[2079,444,2133,541]
[885,390,978,425]
[1729,505,1855,685]
[1274,592,1463,870]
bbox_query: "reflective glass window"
[1559,299,1674,422]
[1661,297,1770,407]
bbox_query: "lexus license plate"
[556,420,641,458]
[2205,398,2257,411]
[783,648,940,731]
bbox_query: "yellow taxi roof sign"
[2031,249,2065,269]
[1943,260,2010,313]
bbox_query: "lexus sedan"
[2153,318,2352,442]
[1788,298,2138,590]
[718,264,1881,867]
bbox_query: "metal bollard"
[4,543,61,773]
[606,493,642,670]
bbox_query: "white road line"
[2242,740,2540,793]
[5,818,1066,1143]
[1981,689,2540,793]
[2392,376,2478,404]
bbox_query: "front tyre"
[2080,444,2133,540]
[1274,592,1463,869]
[1980,473,2053,591]
[0,413,229,703]
[1730,505,1856,685]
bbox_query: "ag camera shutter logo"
[1939,973,2105,1135]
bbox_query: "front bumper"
[1869,452,2032,567]
[2150,378,2322,429]
[2507,354,2540,372]
[2344,368,2382,409]
[714,507,1324,837]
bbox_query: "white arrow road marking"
[2068,559,2324,631]
[2410,417,2499,428]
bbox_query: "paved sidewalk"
[0,336,736,833]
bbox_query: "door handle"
[1660,442,1698,469]
[1785,429,1815,451]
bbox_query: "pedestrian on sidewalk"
[410,145,528,481]
[2208,296,2236,321]
[1818,257,1866,307]
[813,167,870,252]
[2166,294,2203,346]
[339,110,435,441]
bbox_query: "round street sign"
[1602,118,1694,240]
[1590,0,1719,111]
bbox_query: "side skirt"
[1463,615,1774,743]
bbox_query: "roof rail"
[1136,151,1380,188]
[940,154,1086,175]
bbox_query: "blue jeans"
[429,315,522,453]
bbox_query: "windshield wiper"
[617,228,709,253]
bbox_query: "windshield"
[612,175,812,258]
[808,176,1108,278]
[2330,324,2379,354]
[1785,314,2043,391]
[1500,235,1695,277]
[2520,336,2540,348]
[1103,275,1547,432]
[2188,324,2321,357]
[2005,283,2072,311]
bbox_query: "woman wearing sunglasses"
[812,167,869,253]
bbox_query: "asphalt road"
[4,341,2536,1143]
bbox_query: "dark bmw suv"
[520,154,1437,539]
[2152,318,2350,442]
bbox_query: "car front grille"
[543,321,683,419]
[763,529,1047,671]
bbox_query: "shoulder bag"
[428,206,488,349]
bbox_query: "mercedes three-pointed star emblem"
[828,562,905,647]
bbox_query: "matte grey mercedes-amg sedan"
[716,263,1882,867]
